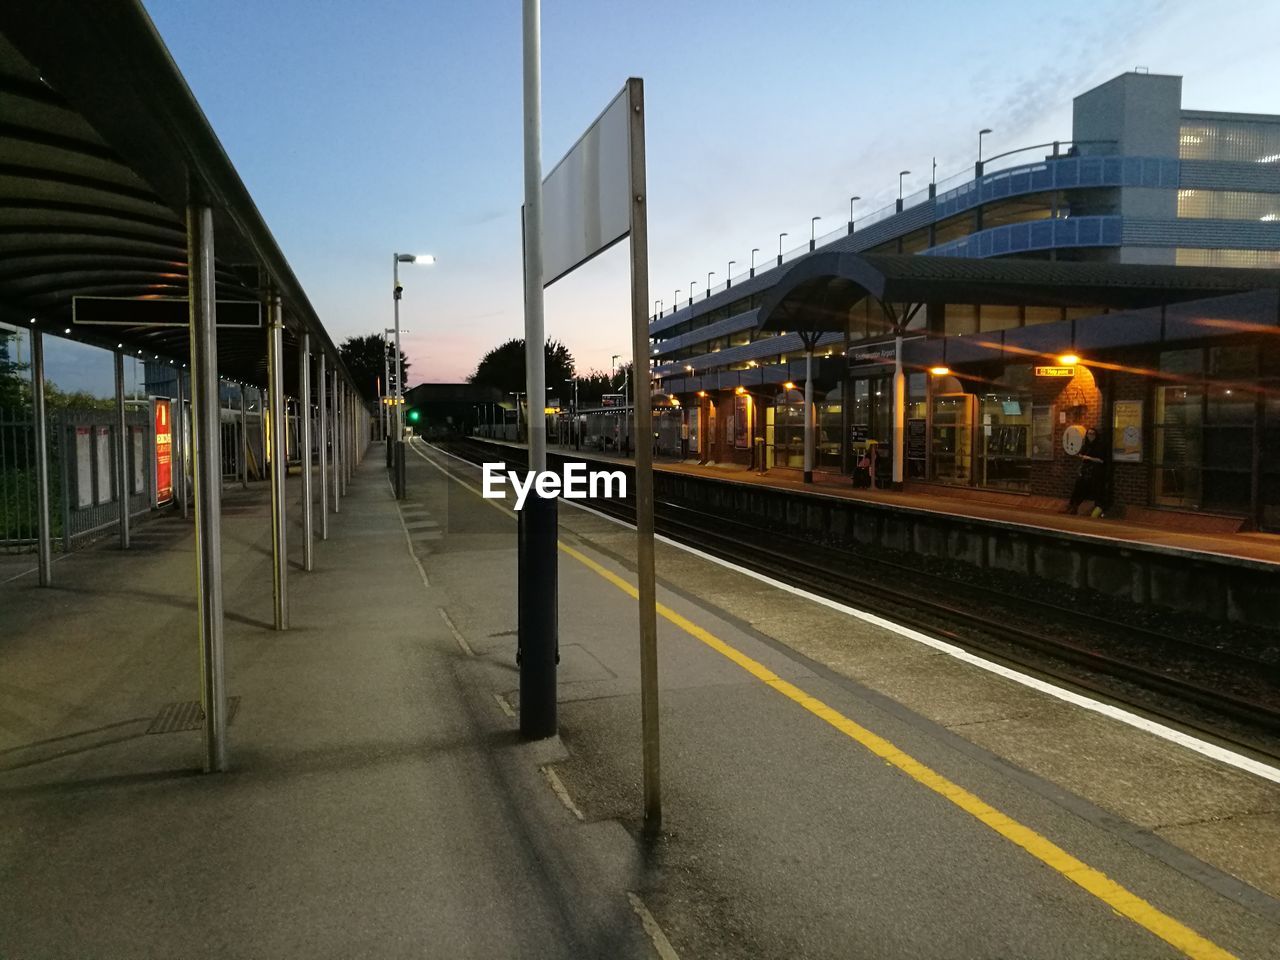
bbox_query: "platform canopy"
[755,251,1280,336]
[0,1,353,394]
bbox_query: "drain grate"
[147,697,240,734]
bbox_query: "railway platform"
[513,438,1280,566]
[3,440,1280,958]
[405,439,1280,959]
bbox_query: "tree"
[0,331,29,409]
[575,364,632,406]
[468,338,575,399]
[339,334,409,403]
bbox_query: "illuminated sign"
[1034,365,1076,378]
[154,399,173,504]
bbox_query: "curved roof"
[755,251,1280,335]
[0,2,354,393]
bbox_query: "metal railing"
[651,138,1121,326]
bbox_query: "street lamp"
[392,252,435,435]
[727,260,735,289]
[898,171,910,201]
[706,271,715,298]
[750,247,760,277]
[654,299,663,316]
[978,127,993,163]
[777,232,788,266]
[810,216,821,250]
[848,195,861,233]
[688,280,697,304]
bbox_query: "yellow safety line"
[419,441,1236,960]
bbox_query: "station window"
[944,304,978,336]
[979,304,1021,332]
[1153,344,1258,513]
[1175,248,1280,268]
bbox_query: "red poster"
[154,399,173,504]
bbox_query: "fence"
[0,405,152,554]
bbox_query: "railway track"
[437,438,1280,760]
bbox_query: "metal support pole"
[31,329,52,586]
[803,349,815,484]
[114,350,130,549]
[187,202,227,772]
[175,368,188,519]
[267,294,288,630]
[627,77,661,831]
[318,353,329,540]
[299,333,314,572]
[331,369,341,513]
[383,335,390,441]
[892,334,906,490]
[239,386,249,488]
[518,0,556,742]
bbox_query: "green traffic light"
[408,409,420,423]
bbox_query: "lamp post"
[727,260,735,289]
[706,271,715,299]
[675,289,681,312]
[688,280,697,305]
[654,299,662,317]
[897,171,910,212]
[382,326,397,444]
[977,127,993,177]
[392,252,434,499]
[848,195,861,234]
[777,232,788,266]
[810,216,821,251]
[750,247,759,277]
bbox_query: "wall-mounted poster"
[154,399,173,503]
[95,426,112,504]
[734,394,749,448]
[75,427,92,508]
[1112,400,1143,462]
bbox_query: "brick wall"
[1029,364,1102,501]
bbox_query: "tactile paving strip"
[146,697,240,734]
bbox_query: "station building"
[649,71,1280,531]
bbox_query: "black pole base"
[386,436,393,469]
[394,440,406,500]
[518,493,558,740]
[803,469,813,484]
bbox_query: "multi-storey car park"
[646,70,1280,531]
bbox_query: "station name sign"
[1034,365,1076,378]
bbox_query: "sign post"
[519,0,558,741]
[523,49,661,824]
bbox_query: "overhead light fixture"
[784,381,796,390]
[697,390,707,398]
[29,317,36,324]
[735,385,746,395]
[63,327,71,334]
[1058,353,1080,365]
[930,365,951,376]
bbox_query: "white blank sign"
[541,85,632,287]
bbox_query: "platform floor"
[481,436,1280,566]
[2,442,1279,958]
[407,438,1280,959]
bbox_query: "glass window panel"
[1159,348,1203,375]
[1024,306,1063,326]
[1175,248,1280,268]
[945,304,977,336]
[1177,189,1280,221]
[1179,120,1280,164]
[1208,345,1258,378]
[980,304,1021,332]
